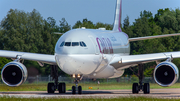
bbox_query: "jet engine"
[1,61,27,86]
[154,61,179,87]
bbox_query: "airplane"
[1,0,180,94]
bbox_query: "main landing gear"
[47,65,66,94]
[131,64,150,94]
[72,74,83,94]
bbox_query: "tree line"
[0,8,180,77]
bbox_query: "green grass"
[0,82,180,91]
[0,96,179,101]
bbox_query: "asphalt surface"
[0,89,180,99]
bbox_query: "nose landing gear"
[72,74,83,94]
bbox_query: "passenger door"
[88,35,99,55]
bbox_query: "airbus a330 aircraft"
[1,0,180,94]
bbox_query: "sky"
[0,0,180,27]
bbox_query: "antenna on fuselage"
[113,0,122,32]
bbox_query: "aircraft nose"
[55,54,101,75]
[62,47,79,54]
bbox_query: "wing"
[53,32,63,35]
[109,51,180,69]
[0,50,56,65]
[129,33,180,42]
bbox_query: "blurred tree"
[0,9,65,76]
[72,18,95,29]
[73,18,113,30]
[140,10,153,19]
[59,18,71,33]
[72,20,82,29]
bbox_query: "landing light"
[72,74,75,78]
[118,59,122,63]
[77,74,81,78]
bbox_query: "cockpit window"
[60,41,86,47]
[65,42,71,46]
[82,42,87,47]
[60,41,65,47]
[72,42,79,46]
[80,41,87,47]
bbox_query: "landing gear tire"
[72,86,76,94]
[78,86,82,94]
[48,65,67,94]
[132,83,139,94]
[143,83,150,94]
[59,83,66,93]
[47,83,55,93]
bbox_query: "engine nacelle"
[1,61,28,86]
[154,61,179,87]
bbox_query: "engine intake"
[1,61,27,86]
[154,61,179,87]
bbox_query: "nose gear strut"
[72,74,83,94]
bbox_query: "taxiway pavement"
[0,88,180,98]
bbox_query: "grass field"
[0,96,179,101]
[0,82,180,91]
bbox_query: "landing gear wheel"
[47,83,55,93]
[143,83,150,94]
[132,83,139,94]
[59,83,66,93]
[72,86,76,94]
[78,86,82,94]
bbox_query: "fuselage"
[55,28,130,78]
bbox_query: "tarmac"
[0,89,180,99]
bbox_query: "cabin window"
[65,42,71,46]
[72,42,79,46]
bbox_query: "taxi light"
[77,74,80,78]
[72,74,75,78]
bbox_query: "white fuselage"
[55,28,130,78]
